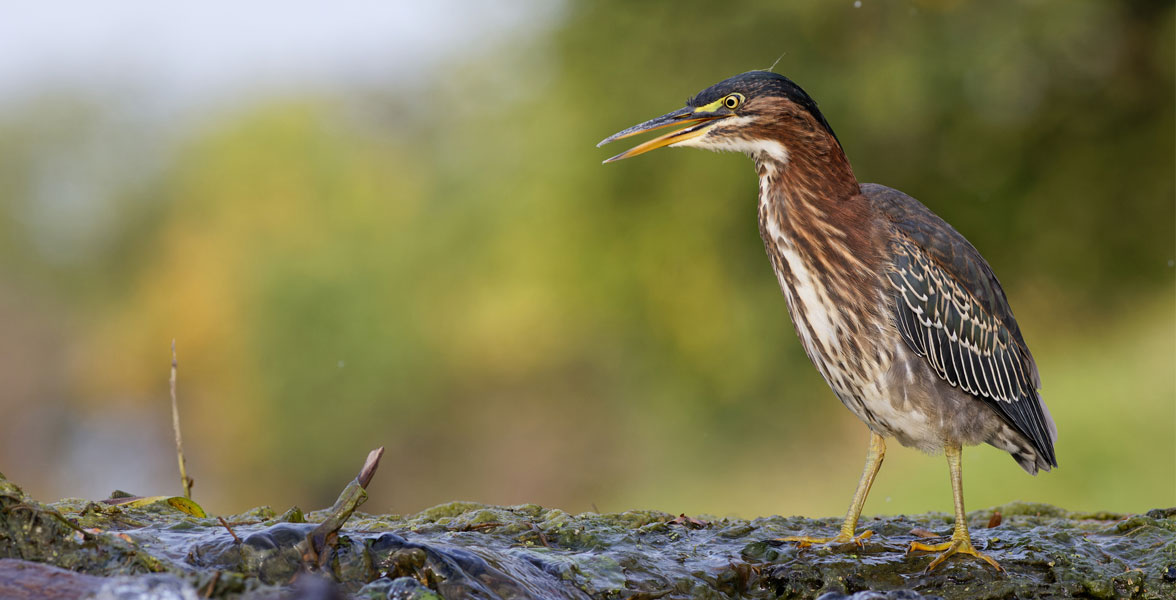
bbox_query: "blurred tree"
[0,0,1171,516]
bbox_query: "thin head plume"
[768,52,786,73]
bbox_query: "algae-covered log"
[1,475,1173,599]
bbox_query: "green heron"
[598,71,1057,571]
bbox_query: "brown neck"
[755,138,881,299]
[755,137,860,206]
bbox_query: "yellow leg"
[908,444,1002,571]
[779,431,885,548]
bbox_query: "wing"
[863,183,1057,469]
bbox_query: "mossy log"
[1,476,1172,599]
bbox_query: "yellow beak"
[598,107,726,163]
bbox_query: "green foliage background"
[0,0,1172,518]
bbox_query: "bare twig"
[170,340,193,499]
[526,522,550,547]
[357,447,385,488]
[300,446,386,569]
[3,503,94,539]
[201,571,221,598]
[217,517,241,544]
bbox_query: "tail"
[990,400,1057,475]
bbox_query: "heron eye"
[723,94,742,109]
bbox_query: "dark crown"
[688,71,839,145]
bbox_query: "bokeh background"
[1,0,1172,520]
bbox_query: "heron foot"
[909,535,1002,572]
[777,529,873,549]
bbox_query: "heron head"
[598,70,840,165]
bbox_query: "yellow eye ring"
[723,94,743,109]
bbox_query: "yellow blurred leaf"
[104,495,168,508]
[103,495,207,517]
[166,496,208,518]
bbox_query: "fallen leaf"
[987,511,1002,528]
[166,496,207,518]
[669,514,709,529]
[909,528,939,538]
[100,495,207,518]
[100,495,153,505]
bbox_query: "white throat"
[669,117,791,166]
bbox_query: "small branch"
[201,571,221,599]
[170,340,193,499]
[4,503,94,540]
[527,522,550,547]
[217,517,241,544]
[300,446,385,569]
[357,447,384,488]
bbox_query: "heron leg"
[778,431,885,548]
[908,444,1002,571]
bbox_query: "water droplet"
[338,360,346,368]
[854,0,862,7]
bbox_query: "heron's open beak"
[597,106,726,163]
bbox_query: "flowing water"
[1,476,1173,599]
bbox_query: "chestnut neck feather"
[754,123,883,309]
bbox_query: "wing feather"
[866,183,1057,469]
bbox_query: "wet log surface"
[2,475,1172,599]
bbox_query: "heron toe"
[778,529,873,549]
[909,536,1002,572]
